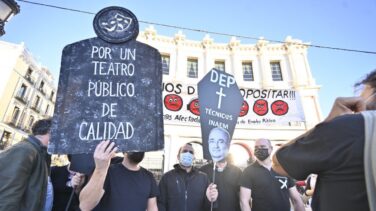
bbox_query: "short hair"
[209,127,230,145]
[355,69,376,92]
[177,143,194,156]
[255,138,272,148]
[32,118,52,136]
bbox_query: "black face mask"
[254,148,270,161]
[127,152,145,164]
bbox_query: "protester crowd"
[1,69,375,211]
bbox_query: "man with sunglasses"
[273,69,376,211]
[157,143,218,211]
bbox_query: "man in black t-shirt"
[239,138,304,211]
[79,140,158,211]
[273,69,376,211]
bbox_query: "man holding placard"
[198,68,244,211]
[79,140,158,211]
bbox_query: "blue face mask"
[179,152,194,167]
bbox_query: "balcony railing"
[30,105,41,113]
[5,116,18,127]
[14,95,28,104]
[24,75,35,85]
[39,87,46,96]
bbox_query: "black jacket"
[158,164,211,211]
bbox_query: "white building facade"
[137,27,322,172]
[0,41,56,149]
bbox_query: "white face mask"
[179,152,194,167]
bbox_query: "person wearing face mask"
[239,138,304,211]
[157,143,218,211]
[273,69,376,211]
[79,140,158,211]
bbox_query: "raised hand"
[93,140,118,172]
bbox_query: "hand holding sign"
[93,140,118,171]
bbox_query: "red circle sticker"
[164,94,183,111]
[253,99,268,116]
[271,100,289,116]
[240,100,249,117]
[187,98,200,116]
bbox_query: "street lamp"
[0,0,20,36]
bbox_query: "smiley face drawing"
[164,94,183,111]
[271,100,289,116]
[253,99,268,116]
[187,98,200,116]
[239,100,249,117]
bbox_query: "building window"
[242,62,254,81]
[28,116,35,129]
[270,62,283,81]
[18,111,26,128]
[45,104,50,115]
[11,107,20,125]
[0,131,11,149]
[25,68,34,84]
[187,58,198,78]
[161,55,170,75]
[39,81,45,95]
[50,91,55,101]
[214,61,225,72]
[33,96,41,109]
[39,81,45,89]
[17,84,27,98]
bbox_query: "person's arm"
[147,197,158,211]
[273,96,367,176]
[325,97,366,122]
[289,186,305,211]
[0,146,35,210]
[79,140,117,211]
[239,186,252,211]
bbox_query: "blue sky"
[2,0,376,117]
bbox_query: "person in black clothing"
[273,69,376,211]
[157,143,218,211]
[51,156,85,211]
[199,159,242,211]
[79,140,159,211]
[239,138,304,211]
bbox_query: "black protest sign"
[48,7,164,154]
[69,154,95,175]
[198,69,243,162]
